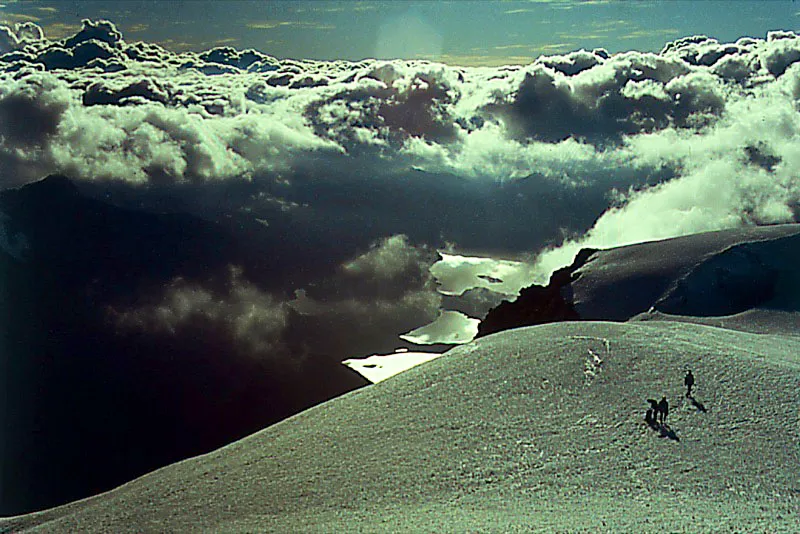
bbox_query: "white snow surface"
[3,320,798,532]
[571,223,800,322]
[342,350,443,383]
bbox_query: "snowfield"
[4,320,798,532]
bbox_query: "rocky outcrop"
[477,224,800,340]
[476,248,597,338]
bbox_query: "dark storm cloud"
[488,51,730,144]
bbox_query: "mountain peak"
[23,174,81,198]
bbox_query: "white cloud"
[109,235,442,362]
[531,74,800,281]
[110,266,290,357]
[431,252,538,296]
[400,310,480,345]
[3,20,800,342]
[342,350,442,383]
[343,234,429,280]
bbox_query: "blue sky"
[1,0,799,65]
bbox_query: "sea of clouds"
[2,19,800,350]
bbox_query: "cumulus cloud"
[431,252,538,296]
[3,19,800,344]
[400,310,479,345]
[531,74,800,281]
[288,234,443,356]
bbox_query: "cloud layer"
[3,20,800,349]
[110,234,442,362]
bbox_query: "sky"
[2,0,800,360]
[2,0,799,65]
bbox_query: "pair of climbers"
[644,370,695,428]
[645,396,669,426]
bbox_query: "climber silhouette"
[684,370,695,397]
[657,396,669,425]
[646,398,659,426]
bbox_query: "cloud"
[531,69,800,281]
[247,21,335,31]
[431,252,538,297]
[39,22,81,40]
[110,235,442,362]
[110,266,290,357]
[3,19,800,345]
[126,23,149,33]
[400,310,479,345]
[0,12,41,24]
[342,350,442,383]
[620,29,680,41]
[288,235,443,356]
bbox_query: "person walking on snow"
[684,370,695,397]
[657,396,669,425]
[646,398,659,426]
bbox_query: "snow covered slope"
[4,321,798,532]
[479,224,800,337]
[573,224,800,321]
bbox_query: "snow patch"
[570,335,610,386]
[342,350,442,383]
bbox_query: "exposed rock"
[476,248,597,337]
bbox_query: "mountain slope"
[478,224,800,337]
[4,321,798,532]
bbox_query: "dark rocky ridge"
[477,224,800,339]
[476,248,598,338]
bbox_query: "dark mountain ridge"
[478,224,800,337]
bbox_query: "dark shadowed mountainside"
[0,176,368,515]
